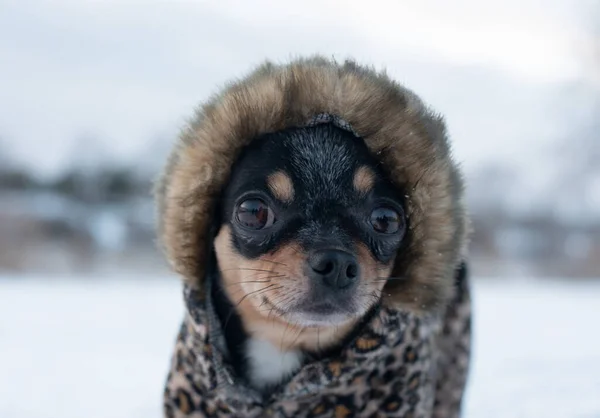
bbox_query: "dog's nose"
[307,249,359,289]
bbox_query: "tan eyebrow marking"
[267,171,295,203]
[353,165,375,195]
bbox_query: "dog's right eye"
[235,199,275,229]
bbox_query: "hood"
[155,56,469,312]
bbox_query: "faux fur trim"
[155,56,469,312]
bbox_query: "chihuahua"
[211,123,407,391]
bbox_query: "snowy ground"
[1,276,599,418]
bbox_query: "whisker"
[268,306,276,323]
[259,259,288,266]
[221,267,280,273]
[369,276,406,282]
[239,285,285,307]
[220,251,289,268]
[223,284,282,332]
[280,321,291,351]
[287,326,304,351]
[224,275,286,287]
[225,280,270,286]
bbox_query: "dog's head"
[214,124,407,332]
[157,58,469,351]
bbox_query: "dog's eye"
[236,199,275,229]
[370,207,402,234]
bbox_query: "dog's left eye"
[236,199,275,229]
[370,207,402,234]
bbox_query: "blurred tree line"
[0,164,151,202]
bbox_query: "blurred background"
[1,1,599,417]
[1,0,599,278]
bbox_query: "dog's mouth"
[261,295,362,328]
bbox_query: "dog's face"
[214,124,407,330]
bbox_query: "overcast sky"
[0,0,597,178]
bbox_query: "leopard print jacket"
[163,264,471,418]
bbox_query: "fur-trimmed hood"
[156,56,469,312]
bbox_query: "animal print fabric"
[163,269,471,418]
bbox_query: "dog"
[211,123,408,391]
[157,57,471,417]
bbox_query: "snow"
[1,276,599,418]
[466,279,600,417]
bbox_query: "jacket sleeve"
[432,262,472,418]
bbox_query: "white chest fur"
[245,338,303,390]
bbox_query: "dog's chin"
[265,297,369,328]
[286,310,355,328]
